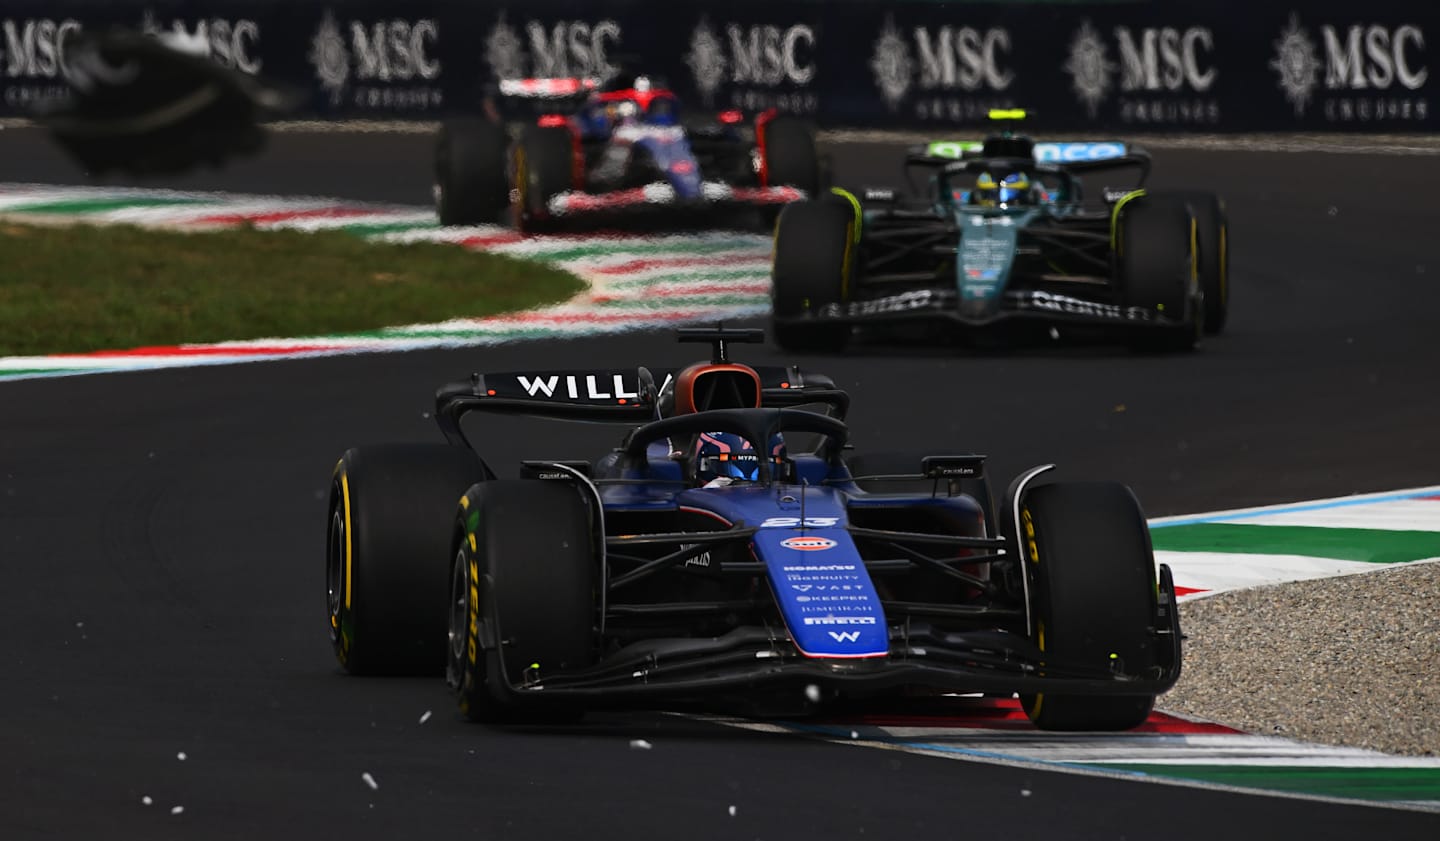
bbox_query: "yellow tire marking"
[341,470,354,611]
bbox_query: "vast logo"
[484,12,620,81]
[1063,19,1218,123]
[686,16,816,109]
[1271,14,1428,121]
[871,14,1013,120]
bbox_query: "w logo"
[827,631,861,643]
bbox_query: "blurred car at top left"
[434,72,821,232]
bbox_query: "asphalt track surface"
[2,127,1438,839]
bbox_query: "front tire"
[447,480,597,722]
[1017,481,1161,731]
[327,444,489,675]
[1115,194,1202,353]
[771,199,853,353]
[1163,191,1229,335]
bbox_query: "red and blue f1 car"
[434,72,820,231]
[326,328,1181,730]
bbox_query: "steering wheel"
[620,408,849,483]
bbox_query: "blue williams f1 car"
[435,72,819,232]
[326,328,1181,730]
[770,111,1227,353]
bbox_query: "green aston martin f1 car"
[770,112,1228,352]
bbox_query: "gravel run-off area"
[1161,561,1440,757]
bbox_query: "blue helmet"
[694,431,785,483]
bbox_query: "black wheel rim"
[445,546,469,689]
[325,497,345,640]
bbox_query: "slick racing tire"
[515,124,576,233]
[435,119,511,227]
[1159,191,1229,335]
[771,199,853,353]
[1116,194,1202,353]
[448,480,597,723]
[328,444,489,676]
[1017,481,1161,732]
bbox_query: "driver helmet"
[973,171,1032,207]
[694,431,786,484]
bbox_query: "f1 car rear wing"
[434,364,850,450]
[906,139,1152,184]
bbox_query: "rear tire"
[447,480,597,722]
[1017,481,1160,731]
[515,124,576,233]
[771,199,853,353]
[435,119,510,226]
[1115,194,1201,353]
[327,445,489,675]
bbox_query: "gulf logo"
[780,536,837,552]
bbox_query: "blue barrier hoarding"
[0,1,1432,131]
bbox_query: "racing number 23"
[760,517,839,528]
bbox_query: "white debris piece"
[804,684,821,703]
[850,731,859,740]
[629,739,652,750]
[727,805,737,817]
[176,752,187,761]
[141,796,153,806]
[419,710,432,724]
[170,806,184,816]
[1021,789,1032,797]
[362,772,379,790]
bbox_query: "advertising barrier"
[0,0,1433,131]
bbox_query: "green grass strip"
[6,196,208,215]
[337,220,439,237]
[0,221,583,356]
[1150,523,1440,564]
[1104,764,1440,803]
